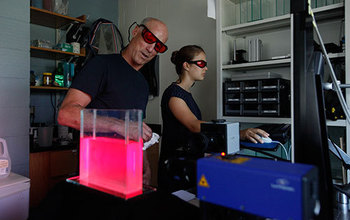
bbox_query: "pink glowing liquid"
[79,137,143,198]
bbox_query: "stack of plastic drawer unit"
[223,78,290,117]
[223,81,242,116]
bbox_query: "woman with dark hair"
[158,45,269,192]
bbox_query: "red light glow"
[221,152,226,156]
[77,137,143,198]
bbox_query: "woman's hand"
[240,128,269,144]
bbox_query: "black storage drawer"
[261,103,280,116]
[261,103,290,116]
[224,81,241,92]
[242,103,260,116]
[243,80,260,92]
[242,92,259,103]
[225,93,241,104]
[261,91,279,103]
[223,78,291,117]
[224,104,242,116]
[261,79,289,91]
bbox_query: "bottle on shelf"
[53,63,64,87]
[42,72,53,86]
[62,62,74,88]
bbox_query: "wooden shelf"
[30,46,85,60]
[30,86,69,91]
[30,6,86,29]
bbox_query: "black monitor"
[292,1,333,219]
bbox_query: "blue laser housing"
[197,155,319,219]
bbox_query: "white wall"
[118,0,217,125]
[69,0,119,25]
[0,0,30,176]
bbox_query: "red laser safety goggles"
[139,24,167,53]
[187,60,207,68]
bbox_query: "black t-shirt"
[160,83,202,159]
[71,54,149,117]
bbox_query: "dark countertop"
[30,143,78,153]
[28,181,200,220]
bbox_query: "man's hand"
[240,128,269,144]
[142,122,152,142]
[113,121,152,142]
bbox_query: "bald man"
[58,17,169,185]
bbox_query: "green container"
[311,0,316,8]
[55,43,73,53]
[252,0,262,21]
[53,63,64,87]
[285,0,290,14]
[326,0,334,5]
[317,0,326,7]
[276,0,284,16]
[240,0,249,23]
[262,0,276,19]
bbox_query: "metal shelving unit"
[222,14,291,36]
[223,116,291,124]
[217,0,347,162]
[222,58,290,70]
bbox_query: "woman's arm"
[168,97,205,133]
[168,97,269,143]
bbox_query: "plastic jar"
[42,72,53,86]
[0,138,11,179]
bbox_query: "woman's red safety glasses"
[139,24,167,53]
[187,60,207,68]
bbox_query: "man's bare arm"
[58,88,152,141]
[57,88,92,130]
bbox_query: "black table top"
[29,181,200,220]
